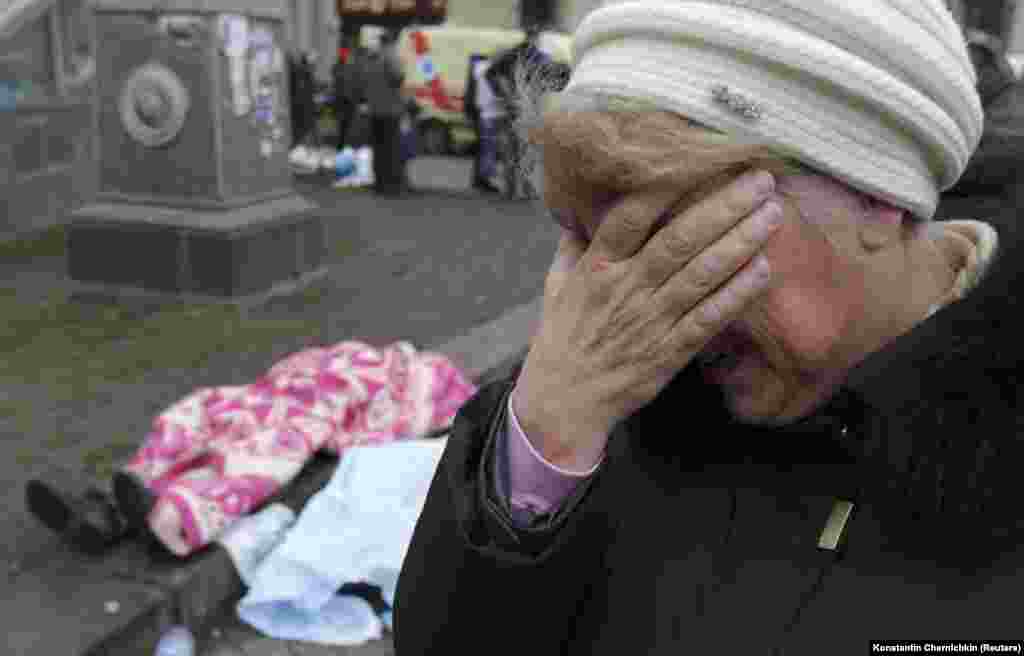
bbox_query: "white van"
[395,25,572,155]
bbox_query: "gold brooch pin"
[711,84,765,121]
[817,498,855,551]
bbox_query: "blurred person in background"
[333,45,354,150]
[464,53,489,191]
[289,50,317,148]
[336,29,372,151]
[400,95,421,188]
[466,53,503,193]
[365,28,409,196]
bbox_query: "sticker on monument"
[220,14,252,117]
[248,27,274,51]
[253,48,272,70]
[220,14,249,58]
[252,83,275,125]
[248,29,283,129]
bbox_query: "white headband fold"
[568,0,984,220]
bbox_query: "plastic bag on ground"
[333,147,374,188]
[334,148,356,179]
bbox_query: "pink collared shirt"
[501,386,604,523]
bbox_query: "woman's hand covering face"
[512,171,782,471]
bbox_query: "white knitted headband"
[566,0,984,220]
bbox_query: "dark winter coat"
[394,219,1024,653]
[288,53,316,142]
[339,48,369,109]
[363,47,406,119]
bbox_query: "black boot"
[112,469,157,535]
[26,468,129,555]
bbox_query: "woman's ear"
[929,220,999,308]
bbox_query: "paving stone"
[2,540,171,655]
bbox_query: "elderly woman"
[395,0,1017,652]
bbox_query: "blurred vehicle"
[394,25,572,156]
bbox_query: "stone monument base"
[67,194,328,306]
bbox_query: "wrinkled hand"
[512,171,782,471]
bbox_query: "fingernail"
[751,200,783,238]
[753,254,771,278]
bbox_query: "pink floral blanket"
[121,340,477,556]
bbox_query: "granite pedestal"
[67,194,328,305]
